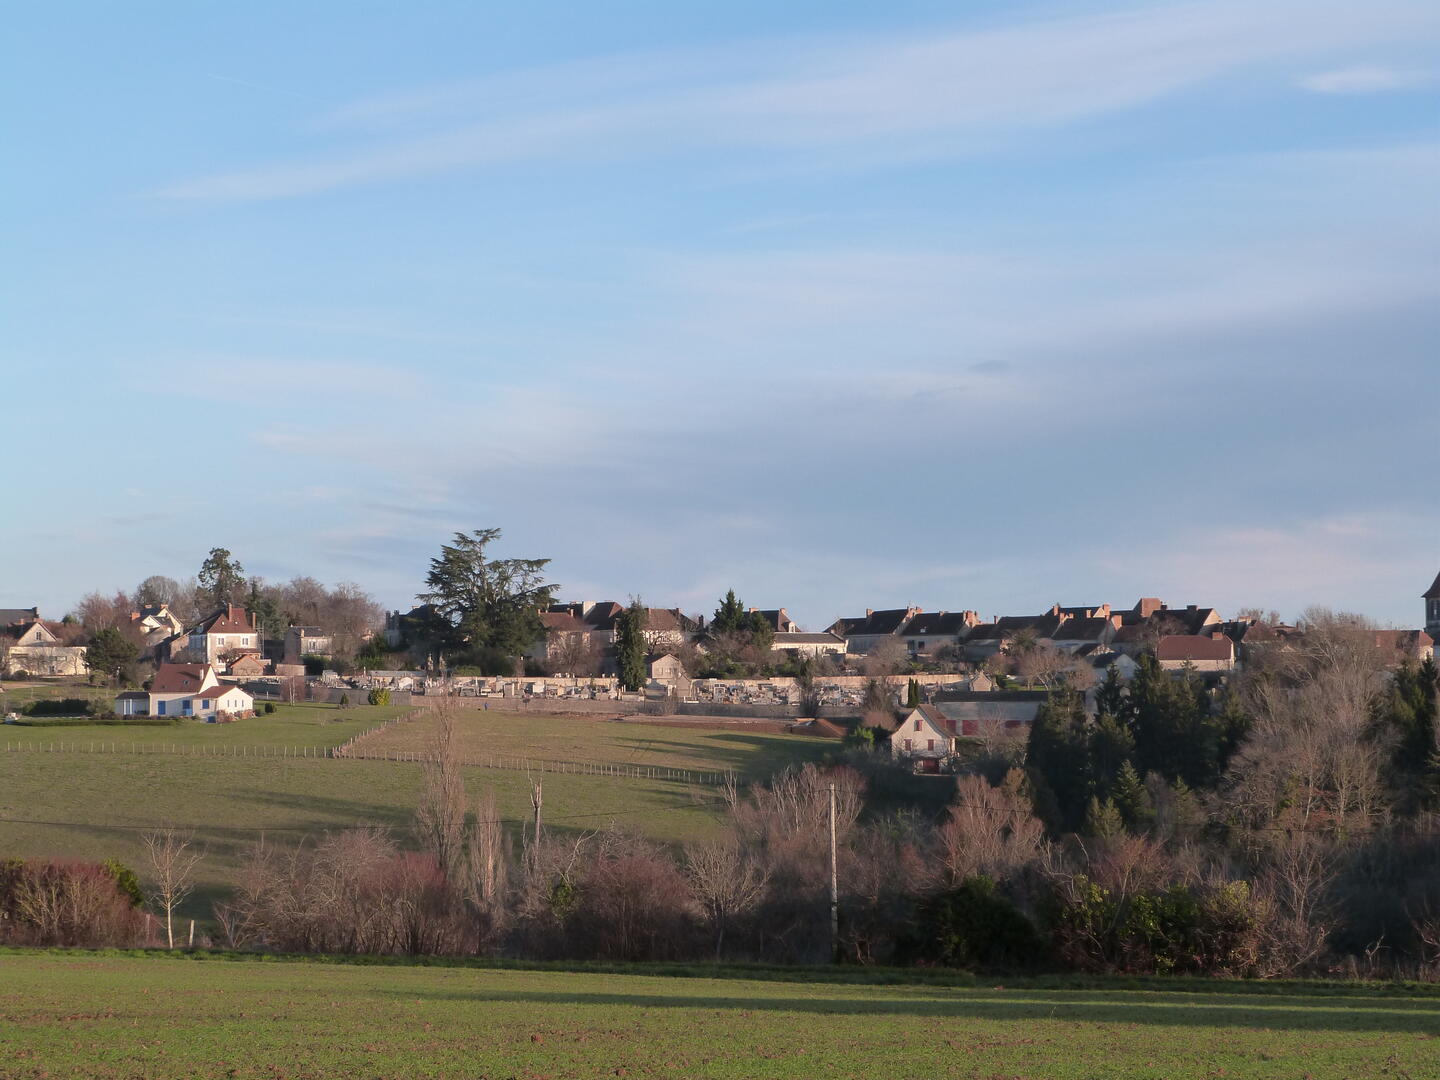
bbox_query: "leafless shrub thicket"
[0,860,149,947]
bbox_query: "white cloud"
[157,0,1440,202]
[1298,65,1437,94]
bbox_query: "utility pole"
[829,781,839,963]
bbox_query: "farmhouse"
[887,705,959,772]
[166,605,261,666]
[123,662,255,719]
[3,614,87,677]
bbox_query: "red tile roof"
[1156,635,1234,662]
[199,605,256,634]
[151,663,212,693]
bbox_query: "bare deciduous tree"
[415,705,467,880]
[938,770,1044,884]
[861,636,909,677]
[1227,609,1393,832]
[686,834,767,958]
[142,827,203,948]
[464,788,509,939]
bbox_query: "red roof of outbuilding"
[1156,635,1234,662]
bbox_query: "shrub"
[367,688,391,706]
[104,859,145,907]
[264,701,276,714]
[569,833,700,962]
[918,876,1045,970]
[0,859,149,947]
[1044,873,1263,976]
[22,697,106,717]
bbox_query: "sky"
[4,0,1438,631]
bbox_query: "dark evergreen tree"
[1088,712,1135,800]
[906,678,921,708]
[711,590,747,635]
[85,627,139,685]
[246,578,286,643]
[1025,688,1092,833]
[1124,653,1222,788]
[1111,760,1154,832]
[747,610,775,653]
[417,529,555,663]
[1095,663,1126,718]
[615,600,648,692]
[197,547,245,610]
[1083,796,1125,838]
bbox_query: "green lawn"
[0,708,832,918]
[0,679,111,711]
[0,753,729,916]
[1,701,410,749]
[360,709,834,780]
[3,952,1437,1079]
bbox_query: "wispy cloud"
[1298,65,1437,94]
[157,0,1440,203]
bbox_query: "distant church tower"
[1426,570,1440,638]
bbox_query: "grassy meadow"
[0,701,410,748]
[0,706,832,915]
[4,951,1438,1079]
[358,708,835,779]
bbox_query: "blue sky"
[4,0,1438,630]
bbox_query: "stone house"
[898,610,980,658]
[167,605,261,666]
[887,705,960,773]
[3,615,87,677]
[129,605,184,656]
[962,614,1067,661]
[826,607,921,654]
[284,626,333,664]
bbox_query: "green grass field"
[3,951,1437,1079]
[1,701,410,749]
[360,708,834,779]
[0,708,834,915]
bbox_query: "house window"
[157,700,166,716]
[914,718,922,731]
[927,739,935,751]
[903,738,912,750]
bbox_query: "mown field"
[3,951,1438,1079]
[0,707,831,916]
[358,708,835,778]
[0,701,410,749]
